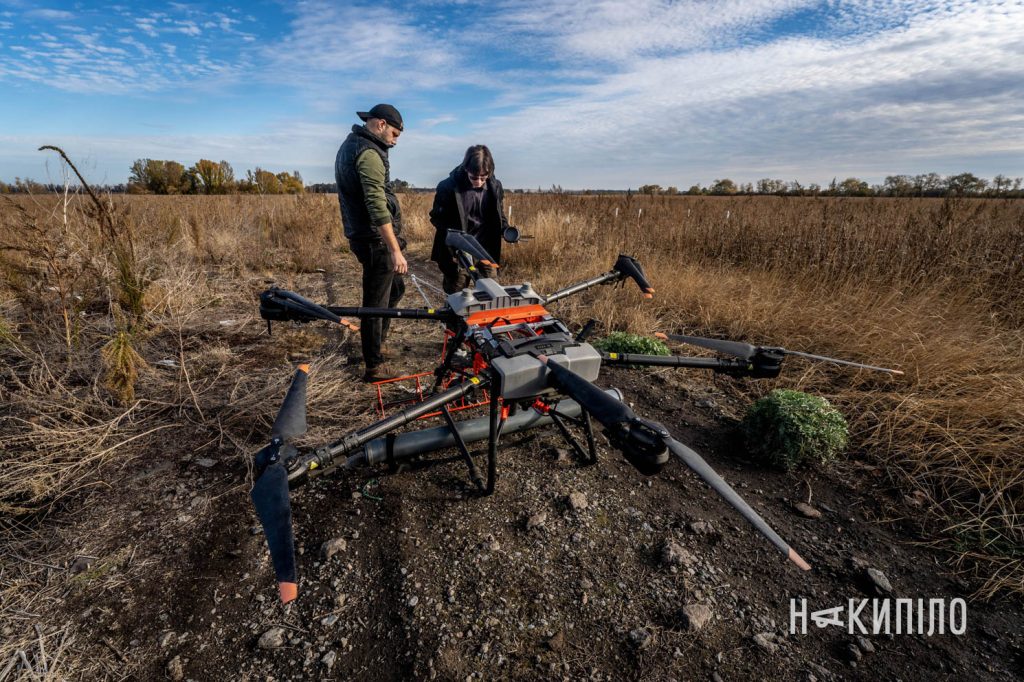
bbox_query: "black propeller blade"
[539,356,810,571]
[445,230,499,268]
[613,255,655,298]
[250,363,309,603]
[658,332,903,375]
[662,437,810,570]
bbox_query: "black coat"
[429,167,510,273]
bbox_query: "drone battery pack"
[490,342,602,400]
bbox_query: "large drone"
[251,231,901,603]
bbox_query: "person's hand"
[391,249,408,274]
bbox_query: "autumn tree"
[756,178,786,195]
[188,159,236,194]
[946,172,987,196]
[883,175,915,196]
[913,172,943,196]
[837,177,870,196]
[128,159,188,194]
[709,179,737,195]
[638,184,662,195]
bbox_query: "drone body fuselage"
[448,277,602,401]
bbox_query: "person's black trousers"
[349,240,405,368]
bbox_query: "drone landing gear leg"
[549,409,599,465]
[485,388,506,496]
[441,404,485,492]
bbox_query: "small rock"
[335,593,348,608]
[68,556,94,575]
[157,631,176,648]
[321,650,337,670]
[526,512,547,530]
[696,398,716,409]
[567,492,588,511]
[218,319,236,326]
[258,627,288,649]
[865,568,892,594]
[321,614,339,627]
[841,642,863,663]
[679,604,713,632]
[547,631,565,651]
[904,490,928,508]
[807,662,835,680]
[166,655,184,681]
[752,632,778,654]
[856,636,875,654]
[629,628,654,650]
[688,521,714,536]
[794,502,822,519]
[408,595,420,608]
[194,458,217,468]
[155,359,179,369]
[660,540,696,568]
[712,673,724,682]
[321,537,348,560]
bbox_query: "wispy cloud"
[1,1,1021,187]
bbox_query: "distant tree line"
[124,159,304,195]
[637,172,1023,198]
[3,168,1022,198]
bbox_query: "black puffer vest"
[334,125,403,242]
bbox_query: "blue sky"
[1,0,1021,189]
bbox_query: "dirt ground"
[3,252,1022,681]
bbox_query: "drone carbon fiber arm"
[598,350,782,378]
[260,287,455,329]
[545,255,654,304]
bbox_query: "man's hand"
[378,222,407,274]
[391,249,408,274]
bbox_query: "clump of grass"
[100,324,145,405]
[592,331,670,356]
[741,389,849,470]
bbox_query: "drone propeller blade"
[445,230,499,267]
[781,349,904,375]
[542,355,810,570]
[251,363,310,603]
[657,333,902,375]
[657,332,756,361]
[251,442,298,603]
[613,255,655,298]
[271,364,309,442]
[663,437,811,571]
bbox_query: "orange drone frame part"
[464,304,550,327]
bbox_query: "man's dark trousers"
[349,240,405,368]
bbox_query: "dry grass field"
[1,188,1022,677]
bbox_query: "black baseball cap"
[357,104,404,131]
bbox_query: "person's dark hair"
[461,145,495,177]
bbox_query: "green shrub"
[741,389,848,470]
[592,332,670,356]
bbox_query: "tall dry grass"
[1,189,1022,602]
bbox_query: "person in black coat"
[429,145,512,293]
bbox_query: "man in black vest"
[335,103,408,382]
[429,145,512,293]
